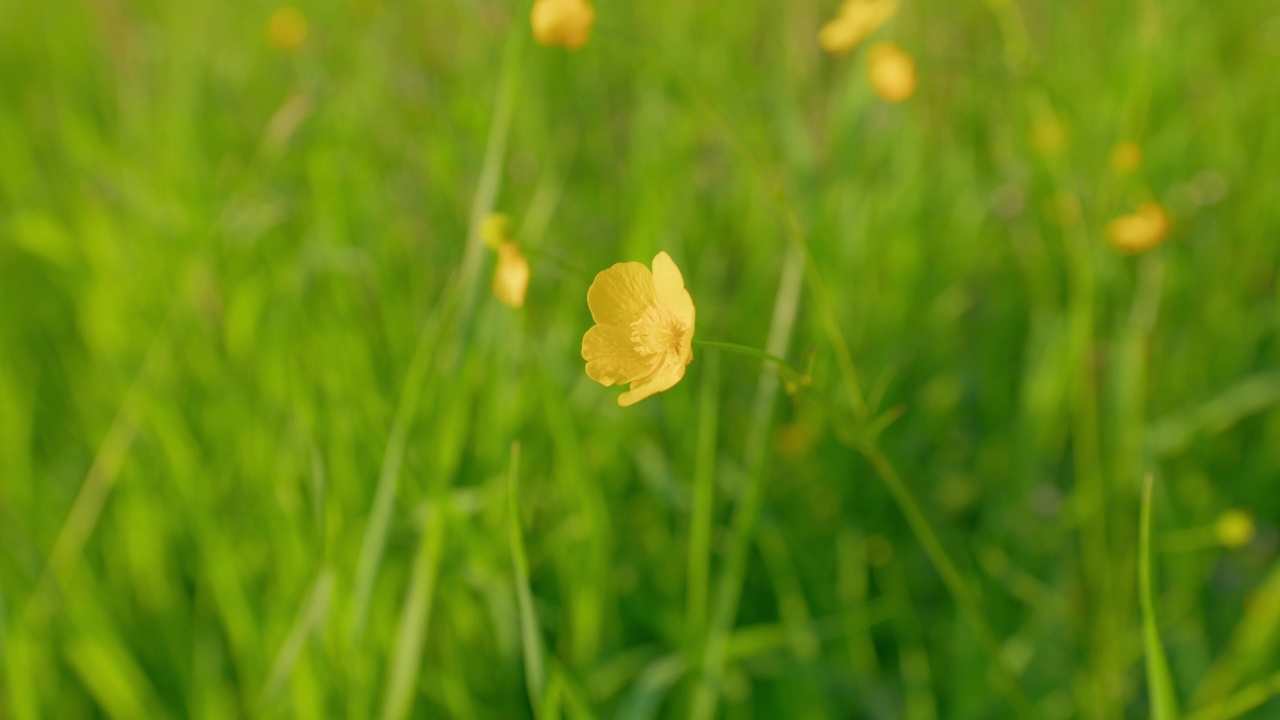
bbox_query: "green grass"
[3,0,1280,717]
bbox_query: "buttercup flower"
[268,7,308,52]
[819,0,899,55]
[582,252,695,407]
[493,242,530,309]
[531,0,595,49]
[866,42,916,102]
[1106,202,1171,254]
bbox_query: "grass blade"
[685,352,719,635]
[1188,669,1280,720]
[379,504,447,720]
[260,567,334,708]
[509,441,547,713]
[691,239,805,720]
[1147,371,1280,458]
[1191,557,1280,707]
[1141,474,1181,720]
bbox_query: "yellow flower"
[268,7,308,52]
[582,252,695,407]
[481,213,511,251]
[531,0,595,49]
[1216,510,1255,550]
[819,0,899,55]
[1110,142,1143,173]
[866,42,916,102]
[1031,117,1066,157]
[1106,202,1171,254]
[493,242,530,309]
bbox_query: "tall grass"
[2,0,1279,717]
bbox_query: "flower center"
[631,305,684,359]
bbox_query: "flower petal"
[618,360,687,407]
[582,323,660,387]
[493,242,530,308]
[587,261,656,325]
[652,251,695,329]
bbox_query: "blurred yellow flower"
[1031,117,1066,156]
[268,7,308,52]
[481,213,510,251]
[582,252,695,407]
[819,0,899,55]
[531,0,595,49]
[1110,142,1143,173]
[493,242,530,309]
[866,42,916,102]
[1216,510,1255,550]
[1106,202,1171,254]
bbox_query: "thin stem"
[1141,474,1181,720]
[692,340,802,382]
[686,354,720,634]
[691,242,807,720]
[857,442,1038,720]
[1187,669,1280,720]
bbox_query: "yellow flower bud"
[1031,117,1066,157]
[481,213,511,251]
[818,0,899,55]
[268,7,308,52]
[1110,142,1143,174]
[531,0,595,50]
[1106,202,1171,254]
[1216,510,1256,550]
[493,242,530,309]
[866,42,916,103]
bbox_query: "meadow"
[2,0,1280,717]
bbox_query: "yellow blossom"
[866,42,916,102]
[582,252,695,407]
[1110,142,1143,173]
[493,242,530,309]
[1216,510,1255,550]
[1031,117,1066,156]
[819,0,899,55]
[481,213,511,251]
[1106,202,1171,254]
[268,7,308,52]
[531,0,595,49]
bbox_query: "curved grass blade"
[1141,474,1181,720]
[509,442,547,713]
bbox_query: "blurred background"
[2,0,1279,717]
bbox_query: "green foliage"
[2,0,1279,717]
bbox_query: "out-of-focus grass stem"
[987,3,1123,716]
[349,25,522,644]
[858,441,1037,719]
[509,442,548,714]
[1140,474,1181,720]
[691,239,805,720]
[685,353,719,634]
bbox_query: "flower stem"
[691,340,804,384]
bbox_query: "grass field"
[3,0,1280,717]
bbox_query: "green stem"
[686,354,720,634]
[857,442,1038,720]
[1141,474,1181,720]
[691,340,801,381]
